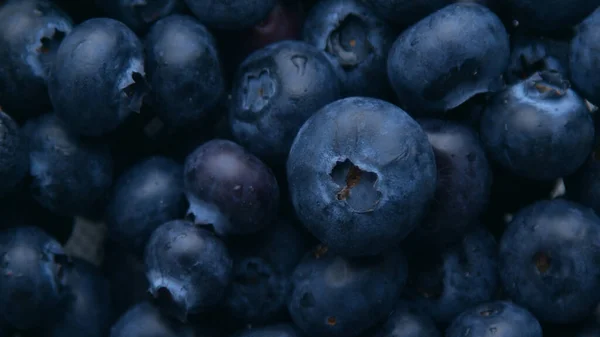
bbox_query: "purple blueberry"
[183,139,279,236]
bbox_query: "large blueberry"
[229,40,341,160]
[446,301,542,337]
[505,34,570,85]
[505,0,600,33]
[144,220,233,321]
[184,139,279,236]
[387,3,509,115]
[401,228,498,323]
[106,156,187,255]
[570,8,600,106]
[480,71,594,181]
[0,0,72,120]
[95,0,183,33]
[145,15,225,130]
[43,258,111,337]
[0,226,68,331]
[184,0,276,30]
[406,119,492,251]
[48,18,149,136]
[23,113,113,217]
[302,0,395,98]
[232,324,305,337]
[499,199,600,323]
[0,110,29,197]
[109,302,198,337]
[287,97,436,257]
[288,246,407,337]
[360,0,447,27]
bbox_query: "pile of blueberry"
[3,0,600,336]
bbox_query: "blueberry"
[302,0,395,98]
[387,3,509,114]
[23,113,113,217]
[369,307,441,337]
[446,301,542,337]
[499,199,600,323]
[0,226,68,330]
[48,17,149,136]
[95,0,183,33]
[289,246,407,337]
[401,228,498,323]
[0,110,29,197]
[106,156,187,255]
[144,219,233,321]
[225,257,290,324]
[506,35,570,85]
[229,40,341,160]
[480,71,594,181]
[145,15,225,130]
[232,324,305,337]
[184,139,279,236]
[505,0,600,33]
[406,119,492,251]
[0,0,72,121]
[43,258,111,337]
[109,301,197,337]
[360,0,447,27]
[287,97,436,257]
[184,0,276,30]
[570,8,600,106]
